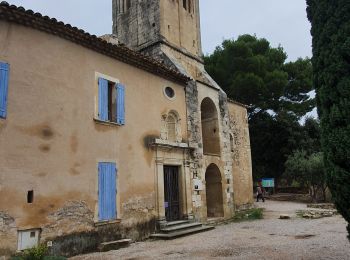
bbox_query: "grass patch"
[11,244,66,260]
[12,257,66,260]
[233,208,264,222]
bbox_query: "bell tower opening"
[112,0,202,58]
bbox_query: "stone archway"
[205,163,224,218]
[200,97,220,155]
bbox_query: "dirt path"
[71,201,350,260]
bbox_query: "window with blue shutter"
[97,77,125,125]
[98,162,117,221]
[116,83,125,125]
[98,78,108,121]
[0,62,9,119]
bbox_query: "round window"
[164,86,175,99]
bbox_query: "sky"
[6,0,312,61]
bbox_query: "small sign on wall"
[193,179,203,191]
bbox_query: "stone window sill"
[94,219,121,227]
[203,153,221,157]
[93,118,121,127]
[150,139,195,150]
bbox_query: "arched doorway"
[205,164,224,218]
[201,98,220,155]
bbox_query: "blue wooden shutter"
[0,62,9,118]
[116,83,125,125]
[98,162,117,221]
[98,78,108,121]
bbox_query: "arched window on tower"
[126,0,131,11]
[183,0,187,10]
[118,0,131,14]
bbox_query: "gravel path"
[71,201,350,260]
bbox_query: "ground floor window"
[98,162,117,221]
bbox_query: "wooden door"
[164,166,180,221]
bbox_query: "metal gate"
[164,166,180,221]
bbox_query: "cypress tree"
[306,0,350,239]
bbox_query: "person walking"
[256,185,265,202]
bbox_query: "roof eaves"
[0,1,190,85]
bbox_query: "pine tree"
[306,0,350,239]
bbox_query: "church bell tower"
[113,0,202,59]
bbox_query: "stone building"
[113,0,253,219]
[0,0,253,257]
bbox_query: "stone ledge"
[150,139,196,150]
[98,239,131,252]
[94,219,122,227]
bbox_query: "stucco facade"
[0,0,253,257]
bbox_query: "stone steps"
[161,222,203,233]
[162,220,190,227]
[151,221,214,240]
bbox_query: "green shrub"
[233,208,263,222]
[11,245,66,260]
[24,244,48,260]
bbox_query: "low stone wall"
[307,203,335,210]
[296,209,338,219]
[48,218,156,257]
[0,200,157,258]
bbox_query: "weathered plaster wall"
[0,21,187,255]
[227,102,254,209]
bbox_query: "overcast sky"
[6,0,312,61]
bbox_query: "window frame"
[94,72,125,126]
[163,86,176,101]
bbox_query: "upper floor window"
[118,0,131,14]
[0,62,9,119]
[97,77,125,125]
[167,114,177,142]
[182,0,193,13]
[164,86,176,100]
[183,0,187,9]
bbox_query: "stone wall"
[218,92,235,213]
[113,0,161,50]
[0,212,17,255]
[0,200,157,257]
[227,101,254,208]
